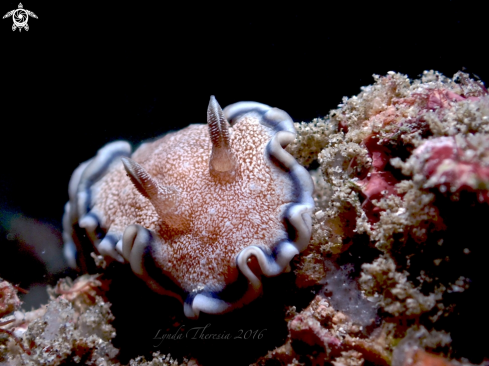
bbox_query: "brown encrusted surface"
[253,295,389,366]
[1,276,201,366]
[281,70,489,365]
[0,276,120,365]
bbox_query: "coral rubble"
[0,281,21,319]
[0,276,119,365]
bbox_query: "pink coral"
[406,135,489,203]
[341,76,489,225]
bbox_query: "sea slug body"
[62,97,314,318]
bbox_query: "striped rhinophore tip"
[207,96,237,176]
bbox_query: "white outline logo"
[3,3,37,32]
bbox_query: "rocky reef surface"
[2,71,488,366]
[282,70,489,366]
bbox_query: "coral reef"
[253,294,389,366]
[279,70,489,365]
[0,276,119,365]
[3,70,489,365]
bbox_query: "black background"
[0,1,487,305]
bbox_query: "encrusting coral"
[280,70,489,365]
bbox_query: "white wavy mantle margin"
[183,102,314,318]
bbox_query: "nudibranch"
[62,97,314,318]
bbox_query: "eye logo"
[3,3,38,32]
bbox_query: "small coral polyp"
[62,97,314,318]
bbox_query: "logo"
[3,3,37,32]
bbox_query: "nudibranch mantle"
[63,97,314,318]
